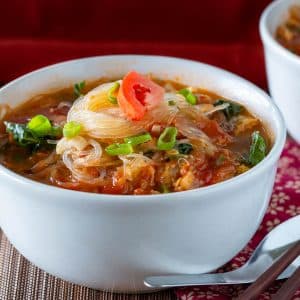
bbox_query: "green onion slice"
[63,121,82,138]
[124,133,152,146]
[107,82,120,104]
[27,115,52,137]
[179,88,197,105]
[157,127,178,150]
[105,143,133,156]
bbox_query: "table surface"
[0,230,177,300]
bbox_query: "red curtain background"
[0,0,272,87]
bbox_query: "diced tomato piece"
[117,71,164,121]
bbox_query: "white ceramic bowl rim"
[0,55,286,204]
[260,0,300,66]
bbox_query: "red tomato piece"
[117,71,164,121]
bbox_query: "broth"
[0,73,270,195]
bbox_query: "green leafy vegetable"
[248,131,267,166]
[74,81,86,97]
[63,121,82,138]
[179,88,197,105]
[50,126,63,137]
[214,99,242,120]
[5,122,40,147]
[27,114,52,137]
[107,82,120,104]
[177,143,193,155]
[4,116,62,149]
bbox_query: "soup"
[276,5,300,55]
[0,71,270,195]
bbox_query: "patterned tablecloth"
[0,139,299,300]
[177,139,300,300]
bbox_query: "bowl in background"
[260,0,300,143]
[0,55,286,292]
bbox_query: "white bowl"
[260,0,300,143]
[0,55,286,292]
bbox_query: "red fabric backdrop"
[0,0,272,86]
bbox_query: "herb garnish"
[177,143,193,155]
[74,81,86,97]
[4,115,62,150]
[214,99,242,120]
[248,131,267,166]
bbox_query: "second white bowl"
[260,0,300,143]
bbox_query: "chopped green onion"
[107,82,120,104]
[248,131,266,166]
[105,143,133,156]
[157,127,178,150]
[179,88,197,105]
[63,121,82,138]
[27,115,52,137]
[214,99,242,120]
[124,133,152,146]
[177,143,193,155]
[168,100,176,106]
[74,81,85,97]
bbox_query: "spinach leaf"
[214,99,242,120]
[177,143,193,155]
[4,121,61,150]
[5,122,41,147]
[74,81,86,97]
[248,131,266,166]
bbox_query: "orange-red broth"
[0,78,270,195]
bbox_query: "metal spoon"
[144,215,300,288]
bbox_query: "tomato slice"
[117,71,164,121]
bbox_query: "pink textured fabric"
[175,139,300,300]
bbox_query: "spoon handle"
[144,273,240,288]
